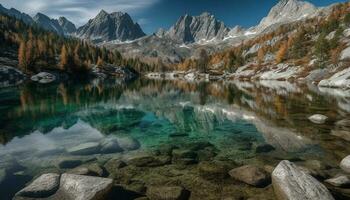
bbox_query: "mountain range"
[0,0,336,63]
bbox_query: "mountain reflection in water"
[0,78,350,199]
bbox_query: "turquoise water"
[0,79,350,199]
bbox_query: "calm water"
[1,78,350,199]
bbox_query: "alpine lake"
[1,77,350,200]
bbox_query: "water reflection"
[0,78,350,199]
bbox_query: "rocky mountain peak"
[0,4,33,25]
[58,17,76,35]
[76,10,146,42]
[166,12,230,43]
[33,13,64,35]
[255,0,317,32]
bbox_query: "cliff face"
[76,10,146,42]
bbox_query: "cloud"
[1,0,159,26]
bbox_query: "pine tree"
[275,41,288,64]
[198,49,209,73]
[59,45,68,71]
[18,40,27,72]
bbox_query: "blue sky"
[0,0,347,33]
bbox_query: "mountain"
[58,17,76,35]
[76,10,146,42]
[0,4,33,25]
[166,12,230,43]
[252,0,318,33]
[33,13,65,35]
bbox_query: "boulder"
[125,153,171,167]
[172,149,197,165]
[117,137,141,151]
[340,155,350,173]
[104,159,126,174]
[146,186,190,200]
[69,163,105,177]
[198,161,228,180]
[0,66,25,88]
[58,173,113,200]
[31,72,56,84]
[100,138,123,154]
[57,159,82,169]
[340,46,350,61]
[308,114,328,124]
[255,143,275,153]
[67,142,100,155]
[325,175,350,187]
[15,173,60,198]
[229,165,270,187]
[272,160,334,200]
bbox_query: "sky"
[0,0,347,34]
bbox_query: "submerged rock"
[117,137,141,151]
[198,161,228,180]
[229,165,270,187]
[308,114,328,124]
[272,160,334,200]
[254,143,275,153]
[325,175,350,187]
[67,142,100,155]
[104,159,126,174]
[69,163,105,177]
[15,173,60,198]
[340,155,350,173]
[57,158,83,169]
[172,149,197,165]
[100,138,123,154]
[31,72,56,84]
[58,173,113,200]
[146,186,190,200]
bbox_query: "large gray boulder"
[15,173,60,198]
[146,186,190,200]
[272,160,334,200]
[58,173,113,200]
[67,142,100,155]
[340,155,350,173]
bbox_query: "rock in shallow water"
[57,158,83,169]
[272,160,334,200]
[308,114,328,124]
[104,159,127,174]
[100,138,123,154]
[229,165,270,187]
[146,186,190,200]
[31,72,56,84]
[15,173,60,198]
[117,137,141,151]
[58,173,113,200]
[340,155,350,173]
[325,175,350,188]
[67,142,100,155]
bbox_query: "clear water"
[0,79,350,199]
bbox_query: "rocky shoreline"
[145,65,350,90]
[11,149,350,200]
